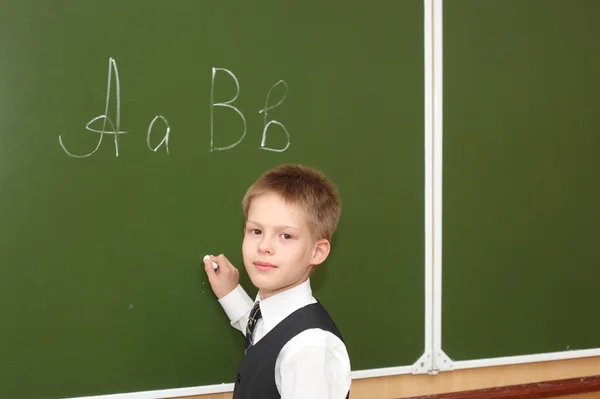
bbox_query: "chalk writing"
[147,115,171,154]
[259,80,290,152]
[59,57,127,157]
[209,67,247,151]
[58,59,292,157]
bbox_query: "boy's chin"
[248,273,286,294]
[248,273,276,288]
[249,272,310,294]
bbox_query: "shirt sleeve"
[217,284,254,335]
[276,329,352,399]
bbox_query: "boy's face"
[242,192,329,299]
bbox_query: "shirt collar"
[254,278,314,333]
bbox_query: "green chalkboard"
[0,1,425,398]
[443,0,600,360]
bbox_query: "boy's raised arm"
[218,285,253,334]
[204,254,253,334]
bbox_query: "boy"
[203,164,351,399]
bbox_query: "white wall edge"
[351,365,416,379]
[64,383,235,399]
[431,0,444,373]
[452,348,600,370]
[422,0,435,372]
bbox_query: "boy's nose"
[258,245,273,255]
[258,239,273,254]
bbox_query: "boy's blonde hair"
[242,164,341,241]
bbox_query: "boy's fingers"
[214,254,230,271]
[203,258,218,280]
[203,254,219,271]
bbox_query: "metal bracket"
[430,350,453,374]
[411,351,432,374]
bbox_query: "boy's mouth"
[253,261,277,272]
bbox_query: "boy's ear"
[311,239,331,266]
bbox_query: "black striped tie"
[244,301,262,354]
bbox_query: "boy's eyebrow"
[246,220,300,230]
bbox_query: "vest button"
[236,373,241,383]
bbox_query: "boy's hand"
[203,254,240,299]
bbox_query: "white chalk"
[203,255,219,270]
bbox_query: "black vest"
[233,301,350,399]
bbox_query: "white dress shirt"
[218,278,352,398]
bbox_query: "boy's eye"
[281,233,292,240]
[249,228,261,235]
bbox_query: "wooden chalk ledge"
[401,375,600,399]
